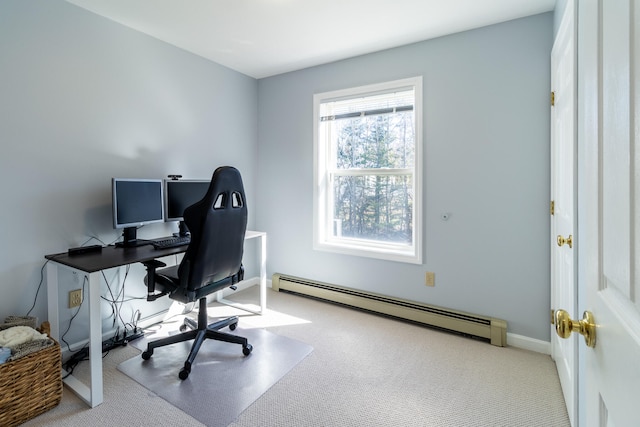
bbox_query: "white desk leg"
[259,233,267,313]
[87,271,103,407]
[47,264,103,407]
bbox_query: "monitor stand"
[175,221,190,237]
[115,227,150,248]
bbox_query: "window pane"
[333,112,415,169]
[332,174,413,244]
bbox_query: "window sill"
[313,241,422,264]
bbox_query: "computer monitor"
[112,178,164,247]
[164,179,210,236]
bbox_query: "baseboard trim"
[507,333,550,354]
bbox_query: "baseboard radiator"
[272,273,507,347]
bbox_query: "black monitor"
[112,178,164,247]
[164,179,210,236]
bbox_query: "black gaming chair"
[141,166,252,380]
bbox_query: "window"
[313,77,422,264]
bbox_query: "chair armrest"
[233,264,244,284]
[142,260,168,301]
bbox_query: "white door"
[576,1,640,425]
[550,0,577,425]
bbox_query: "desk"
[45,230,266,408]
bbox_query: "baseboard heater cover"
[272,273,507,347]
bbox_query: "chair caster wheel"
[229,322,238,331]
[141,350,152,360]
[242,344,253,356]
[179,368,190,380]
[179,324,188,332]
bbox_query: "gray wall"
[0,1,258,340]
[257,13,553,341]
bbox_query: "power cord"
[99,265,147,352]
[80,235,108,247]
[62,346,88,379]
[25,259,50,317]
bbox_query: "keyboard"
[151,236,191,249]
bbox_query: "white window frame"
[313,77,423,264]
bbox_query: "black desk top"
[45,244,188,273]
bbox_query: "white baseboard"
[507,333,551,354]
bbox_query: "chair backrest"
[178,166,247,291]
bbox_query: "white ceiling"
[66,0,556,79]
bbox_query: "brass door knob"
[557,234,573,248]
[554,309,596,348]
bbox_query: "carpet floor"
[22,286,570,426]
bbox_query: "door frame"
[550,0,578,424]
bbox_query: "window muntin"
[314,77,422,264]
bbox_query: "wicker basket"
[0,322,62,427]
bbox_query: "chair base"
[141,297,252,379]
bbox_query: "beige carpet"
[23,286,570,427]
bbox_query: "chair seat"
[145,262,239,304]
[144,265,179,294]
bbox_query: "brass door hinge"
[551,91,556,106]
[550,200,555,215]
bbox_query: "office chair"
[141,166,252,380]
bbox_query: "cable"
[62,346,88,379]
[100,264,148,344]
[25,253,67,316]
[80,235,108,247]
[132,309,142,332]
[102,266,130,332]
[26,259,49,316]
[101,296,146,303]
